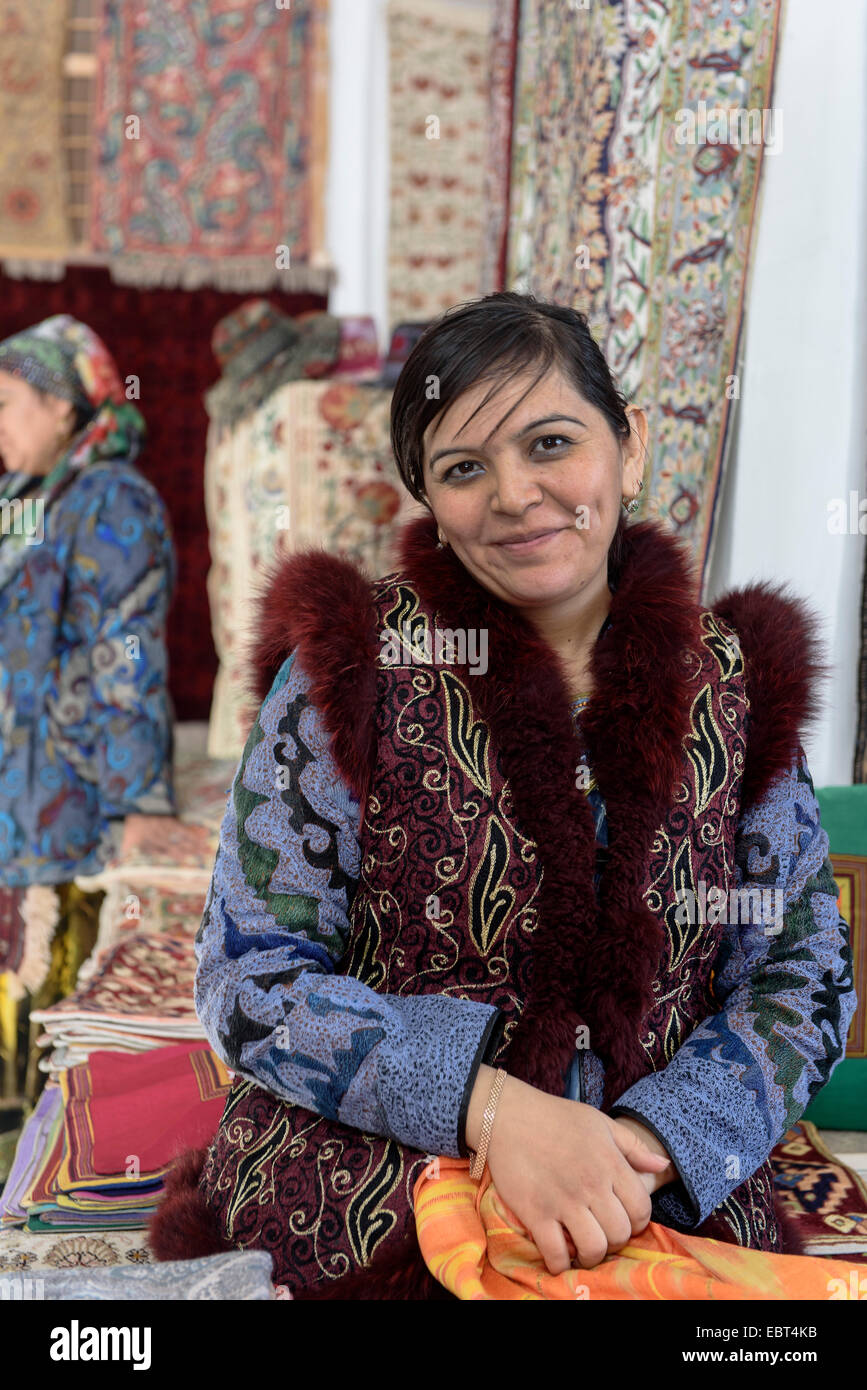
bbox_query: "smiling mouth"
[494,528,565,552]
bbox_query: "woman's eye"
[442,459,482,481]
[534,434,570,451]
[441,436,572,481]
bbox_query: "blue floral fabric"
[195,649,856,1210]
[0,460,176,886]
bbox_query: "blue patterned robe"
[0,461,176,886]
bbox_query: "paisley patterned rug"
[500,0,785,582]
[89,0,333,292]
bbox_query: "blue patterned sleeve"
[194,649,500,1158]
[609,746,857,1228]
[67,466,176,820]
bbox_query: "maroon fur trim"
[396,515,703,1101]
[245,547,381,804]
[147,1146,234,1263]
[712,582,829,813]
[245,516,829,1105]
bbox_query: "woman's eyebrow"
[429,415,587,468]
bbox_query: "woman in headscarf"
[152,292,856,1298]
[0,314,178,1101]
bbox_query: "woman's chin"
[497,571,594,607]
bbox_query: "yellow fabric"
[413,1157,863,1301]
[5,884,102,1105]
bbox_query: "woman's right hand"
[466,1064,671,1275]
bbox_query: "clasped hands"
[466,1063,677,1276]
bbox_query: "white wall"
[706,0,867,787]
[326,0,867,787]
[325,0,390,346]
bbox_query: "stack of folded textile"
[0,723,234,1272]
[76,728,235,959]
[0,1043,231,1233]
[30,931,206,1078]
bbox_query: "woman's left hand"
[607,1116,677,1194]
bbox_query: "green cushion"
[801,786,867,1130]
[802,1060,867,1130]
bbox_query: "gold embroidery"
[441,669,492,796]
[344,899,387,989]
[684,682,729,815]
[667,835,698,969]
[701,612,745,681]
[468,815,517,955]
[345,1140,403,1266]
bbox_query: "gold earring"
[437,529,448,549]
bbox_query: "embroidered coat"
[152,513,853,1297]
[0,461,176,886]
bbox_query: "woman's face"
[0,370,75,474]
[421,367,647,613]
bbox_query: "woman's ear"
[44,392,76,442]
[623,404,649,488]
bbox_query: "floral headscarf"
[0,315,145,578]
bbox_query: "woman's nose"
[488,461,544,512]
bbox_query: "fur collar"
[250,512,826,1098]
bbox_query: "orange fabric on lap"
[413,1157,861,1301]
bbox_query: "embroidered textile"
[0,366,176,884]
[89,0,333,293]
[504,0,785,578]
[3,884,101,1104]
[0,0,70,257]
[1,1249,275,1299]
[58,1044,232,1189]
[31,932,205,1080]
[479,0,519,296]
[0,1083,62,1226]
[5,1249,273,1299]
[386,0,491,324]
[204,380,424,758]
[186,517,853,1291]
[0,1226,152,1272]
[3,1046,231,1233]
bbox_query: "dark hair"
[390,291,638,507]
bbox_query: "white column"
[324,0,390,347]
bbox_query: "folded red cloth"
[60,1042,232,1182]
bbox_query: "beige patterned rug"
[0,0,70,257]
[386,0,492,327]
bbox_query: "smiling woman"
[394,294,649,699]
[154,292,855,1300]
